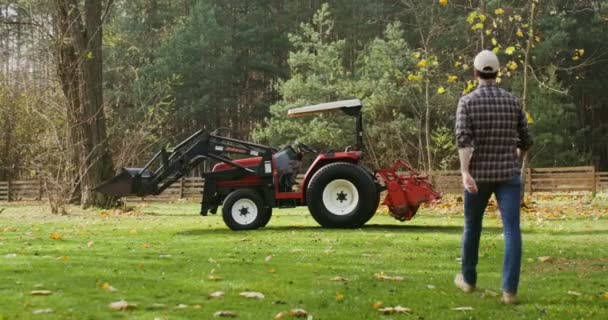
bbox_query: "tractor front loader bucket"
[376,160,441,221]
[95,168,157,197]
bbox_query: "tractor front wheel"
[222,189,271,230]
[306,162,378,228]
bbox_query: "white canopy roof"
[287,99,362,117]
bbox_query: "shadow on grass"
[176,224,504,236]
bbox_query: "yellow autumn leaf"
[462,63,469,70]
[602,292,608,300]
[507,60,518,71]
[447,75,458,83]
[466,11,478,24]
[102,282,118,292]
[407,74,421,82]
[439,0,448,7]
[471,23,484,30]
[485,29,492,35]
[413,52,421,59]
[417,59,427,68]
[454,61,462,67]
[208,275,224,281]
[516,29,524,37]
[576,49,585,56]
[373,301,384,309]
[535,36,541,42]
[495,8,505,15]
[437,86,446,94]
[335,293,345,301]
[496,77,502,84]
[491,38,498,46]
[492,47,500,54]
[572,55,580,61]
[50,233,62,240]
[463,80,477,94]
[526,112,534,124]
[505,46,516,55]
[288,309,309,317]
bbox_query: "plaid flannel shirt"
[455,82,533,182]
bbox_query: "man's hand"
[462,172,478,194]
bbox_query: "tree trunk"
[54,0,116,208]
[520,1,537,203]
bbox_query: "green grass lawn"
[0,201,607,319]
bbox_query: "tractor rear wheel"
[222,189,271,230]
[306,162,378,228]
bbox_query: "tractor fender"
[301,151,364,201]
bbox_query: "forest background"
[1,0,607,207]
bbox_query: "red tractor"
[97,99,440,230]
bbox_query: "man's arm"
[516,106,533,158]
[455,99,478,193]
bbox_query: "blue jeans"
[461,175,522,294]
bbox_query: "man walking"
[454,50,533,304]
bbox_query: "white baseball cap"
[474,50,500,73]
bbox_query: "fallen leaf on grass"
[288,309,309,317]
[482,289,499,297]
[567,290,582,296]
[208,275,223,281]
[451,306,473,311]
[239,291,264,299]
[330,276,349,282]
[374,272,404,281]
[87,241,95,248]
[32,309,53,314]
[602,292,608,300]
[274,312,286,320]
[378,306,411,314]
[175,304,188,309]
[50,233,62,240]
[335,293,345,301]
[193,304,203,309]
[426,284,436,289]
[268,268,276,273]
[373,301,383,309]
[209,291,225,298]
[30,290,52,296]
[538,256,553,263]
[265,255,274,262]
[214,310,238,317]
[109,300,137,311]
[102,282,118,292]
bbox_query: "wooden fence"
[1,166,606,202]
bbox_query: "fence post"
[179,177,185,199]
[7,179,11,202]
[524,167,533,195]
[38,178,43,201]
[591,166,597,196]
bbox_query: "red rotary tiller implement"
[97,99,440,230]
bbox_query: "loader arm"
[95,130,274,197]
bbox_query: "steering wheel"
[295,141,317,154]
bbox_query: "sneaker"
[501,292,518,305]
[454,273,475,293]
